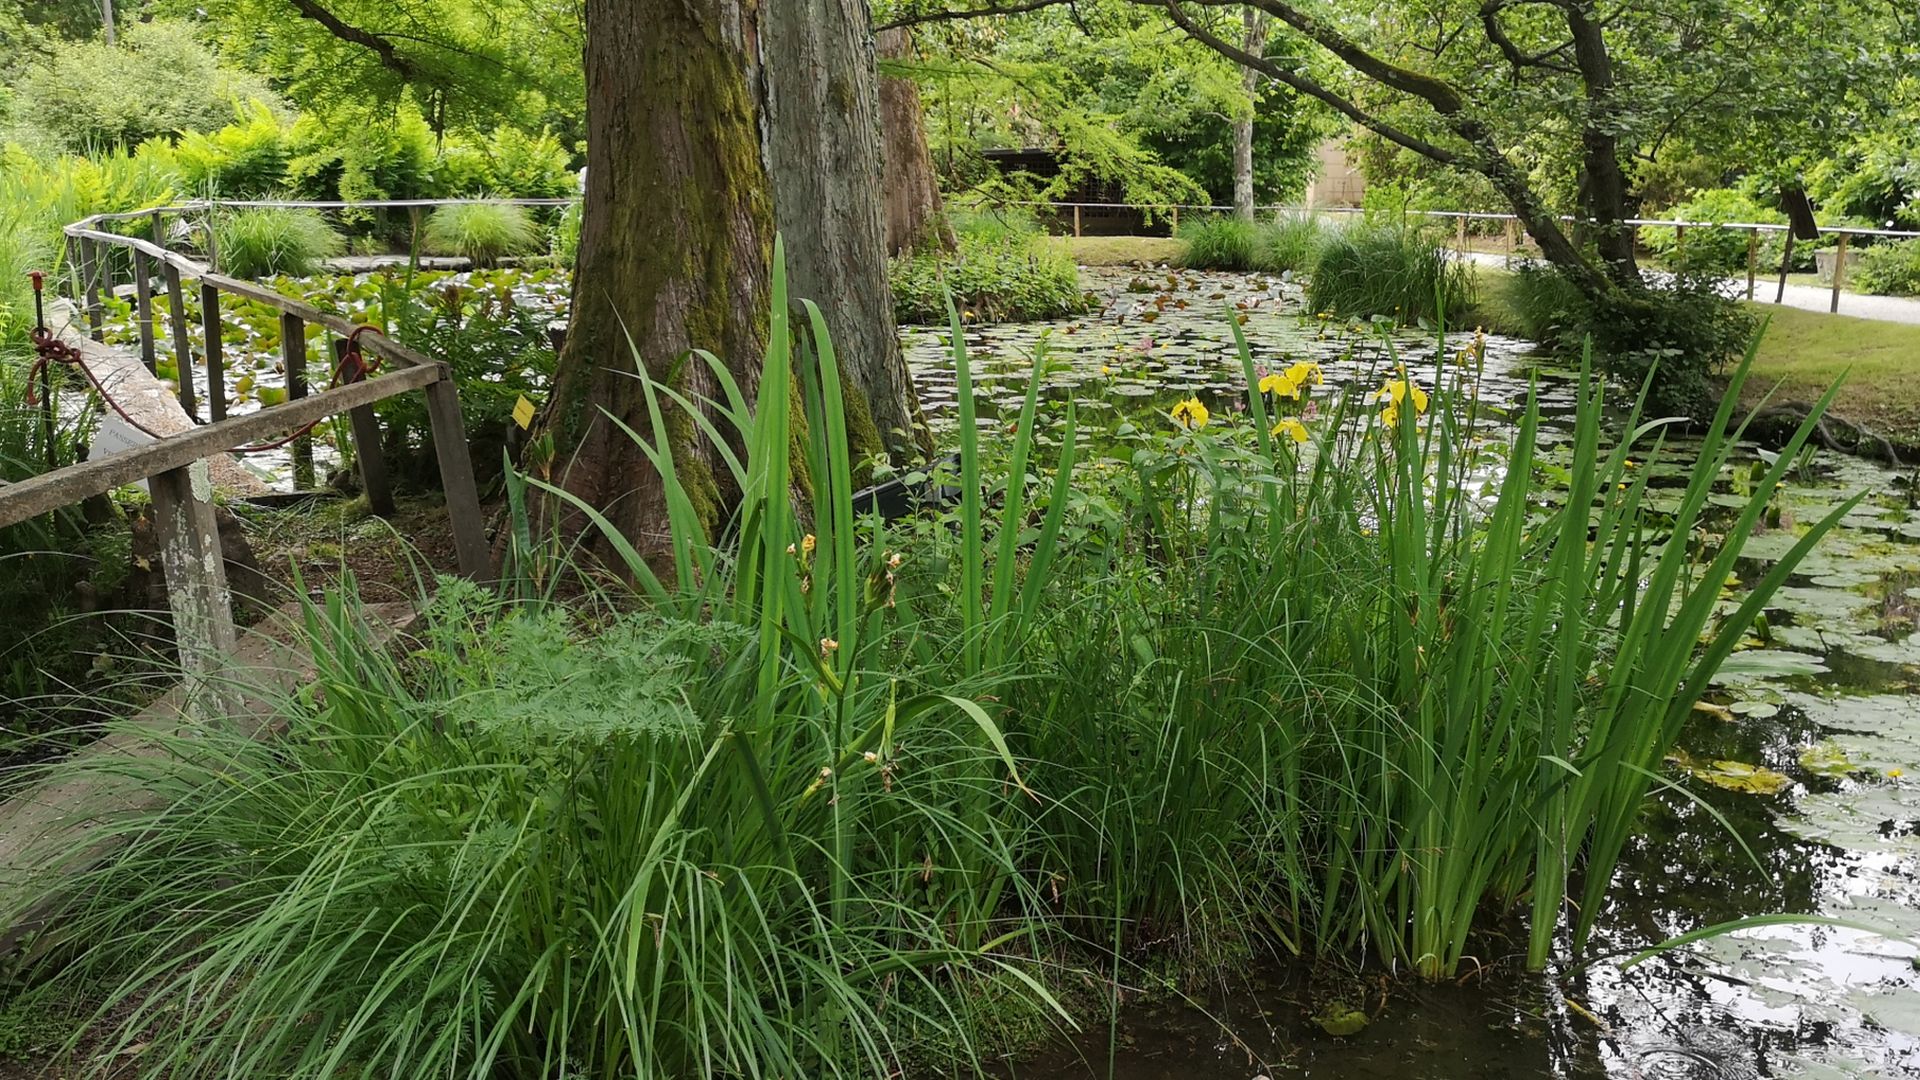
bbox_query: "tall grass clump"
[423,200,541,267]
[2,244,1846,1078]
[1307,221,1473,322]
[6,244,1070,1079]
[1177,214,1260,270]
[1178,214,1327,274]
[213,206,343,278]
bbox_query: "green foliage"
[378,274,556,487]
[552,198,582,265]
[1176,214,1258,270]
[137,100,292,197]
[3,264,1844,1075]
[433,126,575,198]
[1850,238,1920,296]
[891,228,1089,324]
[1177,212,1327,273]
[7,21,281,153]
[1640,186,1788,274]
[422,202,541,266]
[285,105,436,203]
[213,207,343,278]
[1306,222,1472,323]
[1506,264,1759,417]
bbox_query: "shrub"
[285,106,436,204]
[1507,263,1758,417]
[552,198,583,265]
[1306,221,1474,323]
[422,201,541,266]
[1640,187,1786,274]
[213,207,344,278]
[7,21,282,153]
[1851,238,1920,296]
[890,231,1088,323]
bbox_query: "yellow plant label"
[512,395,537,429]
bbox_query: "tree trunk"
[538,0,927,560]
[1232,9,1268,220]
[539,0,773,549]
[1564,0,1641,287]
[877,28,955,255]
[762,0,932,460]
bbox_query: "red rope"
[24,270,386,461]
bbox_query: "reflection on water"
[903,266,1920,1079]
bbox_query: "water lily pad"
[1311,1003,1369,1036]
[1669,749,1792,795]
[1798,740,1859,777]
[1711,650,1830,686]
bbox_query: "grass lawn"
[1043,234,1185,266]
[1740,303,1920,440]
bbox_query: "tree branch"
[282,0,417,78]
[876,0,1073,31]
[1480,0,1579,74]
[1159,2,1461,166]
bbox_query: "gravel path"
[1459,251,1920,325]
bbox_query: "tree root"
[1743,402,1911,466]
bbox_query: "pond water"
[900,267,1919,1079]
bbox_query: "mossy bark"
[537,0,928,562]
[876,29,955,257]
[537,0,772,551]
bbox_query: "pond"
[900,267,1919,1079]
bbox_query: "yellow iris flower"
[1284,360,1323,387]
[1258,371,1302,399]
[1374,372,1429,426]
[1272,417,1310,444]
[1171,397,1210,430]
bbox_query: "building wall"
[1303,140,1365,208]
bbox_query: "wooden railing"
[3,199,535,706]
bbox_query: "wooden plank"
[201,281,226,423]
[336,338,394,517]
[280,312,313,489]
[425,374,491,579]
[147,461,239,717]
[0,599,418,955]
[0,364,441,529]
[132,250,156,372]
[163,262,197,420]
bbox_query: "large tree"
[535,0,926,551]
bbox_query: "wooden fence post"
[1745,228,1760,300]
[1170,206,1180,234]
[1830,233,1849,314]
[1456,216,1467,253]
[424,369,491,579]
[1503,218,1516,265]
[163,263,197,419]
[334,338,394,517]
[1776,232,1794,304]
[280,312,313,489]
[1073,205,1082,238]
[148,460,240,719]
[201,281,226,422]
[83,239,106,342]
[203,208,220,274]
[132,250,157,373]
[1673,223,1686,263]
